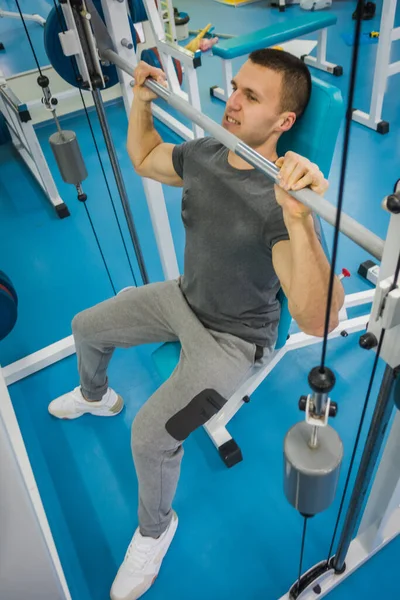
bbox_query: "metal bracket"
[157,40,201,68]
[305,394,331,428]
[367,206,400,369]
[371,276,400,330]
[59,0,105,90]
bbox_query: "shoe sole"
[51,394,124,420]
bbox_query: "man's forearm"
[285,214,345,336]
[127,97,162,170]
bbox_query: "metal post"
[222,59,233,100]
[332,365,399,572]
[352,0,396,130]
[185,66,204,138]
[91,88,149,285]
[316,28,327,65]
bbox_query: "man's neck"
[228,139,278,171]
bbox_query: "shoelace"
[125,538,155,573]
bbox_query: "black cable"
[326,327,386,562]
[51,0,138,288]
[14,0,43,76]
[76,93,139,288]
[297,517,308,596]
[319,0,366,371]
[84,203,117,295]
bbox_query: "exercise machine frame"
[0,77,69,218]
[352,0,399,134]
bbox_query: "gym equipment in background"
[300,0,332,9]
[0,8,45,27]
[353,1,376,20]
[352,0,398,134]
[0,71,70,218]
[174,9,190,41]
[210,12,343,105]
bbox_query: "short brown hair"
[249,48,312,118]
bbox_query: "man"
[49,49,344,600]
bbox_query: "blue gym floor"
[1,1,400,598]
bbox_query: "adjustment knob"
[359,332,378,350]
[329,402,338,417]
[299,395,307,411]
[386,193,400,214]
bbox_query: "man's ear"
[277,112,297,133]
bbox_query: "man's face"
[222,60,290,148]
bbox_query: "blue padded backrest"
[153,78,344,379]
[277,76,344,178]
[153,341,182,383]
[212,13,337,60]
[274,77,344,349]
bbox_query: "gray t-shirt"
[172,137,291,348]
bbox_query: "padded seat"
[212,13,337,60]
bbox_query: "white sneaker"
[110,512,179,600]
[48,387,124,420]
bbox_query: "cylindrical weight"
[49,131,88,186]
[284,421,343,516]
[175,12,190,41]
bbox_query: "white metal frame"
[0,9,46,27]
[211,26,341,103]
[142,0,204,138]
[366,210,400,368]
[352,0,399,133]
[0,370,71,599]
[156,0,176,43]
[0,82,68,217]
[303,28,340,75]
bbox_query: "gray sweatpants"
[72,279,265,538]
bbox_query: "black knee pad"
[165,389,227,442]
